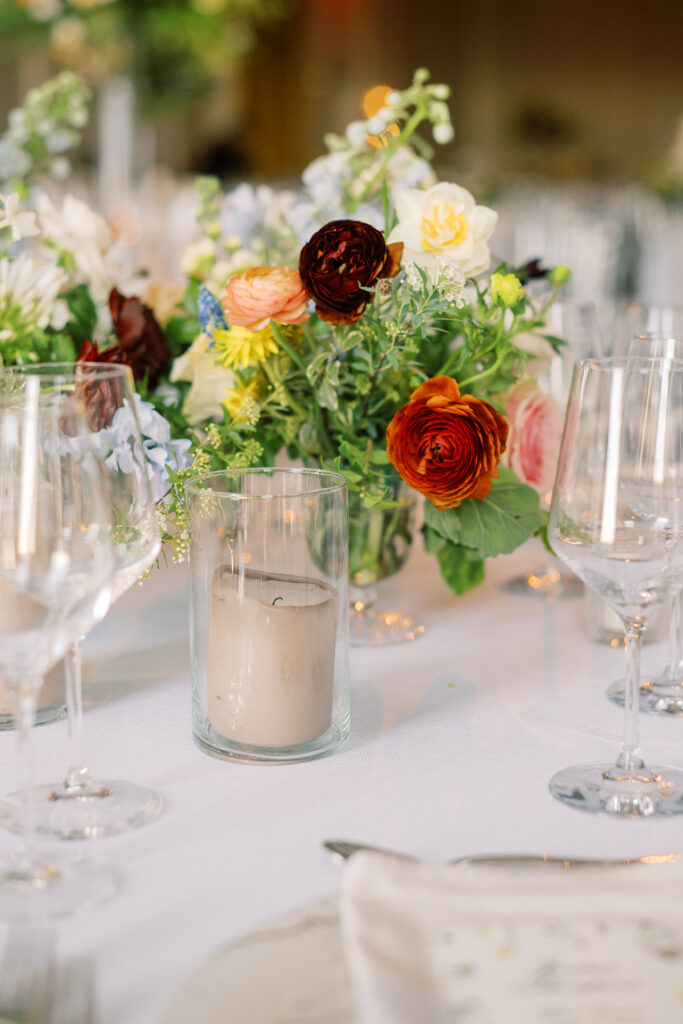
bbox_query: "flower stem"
[269,321,308,373]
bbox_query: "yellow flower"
[490,272,524,307]
[213,325,278,370]
[224,378,261,423]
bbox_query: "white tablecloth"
[2,538,683,1023]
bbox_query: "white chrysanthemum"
[388,181,498,280]
[0,254,67,336]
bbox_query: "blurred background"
[2,0,682,303]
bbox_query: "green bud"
[549,265,571,286]
[490,272,524,307]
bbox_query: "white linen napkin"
[339,851,683,1024]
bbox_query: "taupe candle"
[207,565,338,748]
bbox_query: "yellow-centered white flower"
[388,182,497,280]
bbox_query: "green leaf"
[63,284,97,344]
[423,500,462,544]
[423,526,486,595]
[317,378,339,412]
[424,468,542,559]
[540,334,567,354]
[454,473,542,558]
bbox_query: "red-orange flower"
[299,219,403,325]
[386,376,508,510]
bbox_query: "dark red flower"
[76,289,171,390]
[299,219,403,325]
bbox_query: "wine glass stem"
[618,622,645,772]
[665,591,682,682]
[15,683,38,863]
[64,638,91,791]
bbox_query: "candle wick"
[272,596,283,606]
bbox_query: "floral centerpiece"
[156,70,569,596]
[0,68,569,598]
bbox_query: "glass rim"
[575,355,683,372]
[632,331,683,341]
[3,362,134,382]
[186,467,348,500]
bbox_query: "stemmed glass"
[605,334,683,715]
[502,299,603,598]
[0,376,118,917]
[0,364,162,840]
[548,356,683,816]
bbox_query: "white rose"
[170,333,235,425]
[388,181,498,280]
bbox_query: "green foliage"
[423,469,543,562]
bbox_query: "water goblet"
[548,356,683,816]
[0,378,118,918]
[0,364,163,840]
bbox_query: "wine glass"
[0,377,118,918]
[0,364,162,840]
[604,333,683,715]
[611,304,683,357]
[502,299,603,598]
[548,356,683,816]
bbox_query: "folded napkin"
[340,851,683,1024]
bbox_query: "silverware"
[323,840,682,869]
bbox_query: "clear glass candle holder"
[188,468,350,764]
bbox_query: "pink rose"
[221,266,310,332]
[501,379,564,498]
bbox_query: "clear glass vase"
[348,470,424,646]
[188,468,350,764]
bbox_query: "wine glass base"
[0,780,164,840]
[500,568,582,600]
[549,763,683,817]
[349,605,425,647]
[607,678,683,716]
[0,848,118,921]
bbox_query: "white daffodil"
[170,333,236,424]
[0,193,39,242]
[388,181,498,280]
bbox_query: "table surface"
[2,537,683,1024]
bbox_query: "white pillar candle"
[208,566,338,748]
[0,577,64,716]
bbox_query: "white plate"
[161,898,353,1024]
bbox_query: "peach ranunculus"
[500,379,564,497]
[386,376,508,510]
[221,266,309,333]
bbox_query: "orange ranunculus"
[221,266,310,333]
[386,376,508,510]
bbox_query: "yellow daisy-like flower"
[213,325,278,370]
[224,378,261,423]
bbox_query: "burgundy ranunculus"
[77,289,171,389]
[298,219,403,325]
